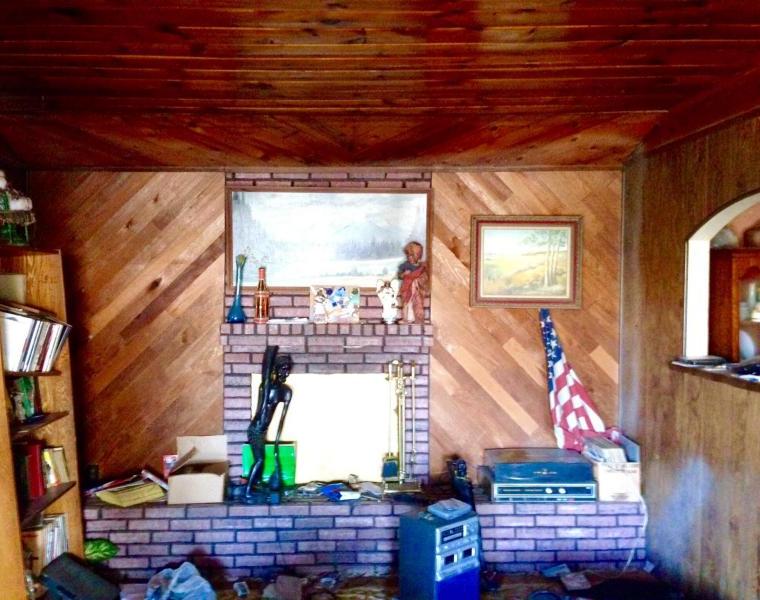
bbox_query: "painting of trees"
[523,228,569,289]
[471,216,581,308]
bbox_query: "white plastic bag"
[145,562,215,600]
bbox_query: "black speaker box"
[41,553,120,600]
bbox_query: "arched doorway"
[684,191,760,357]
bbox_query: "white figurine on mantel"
[376,278,400,324]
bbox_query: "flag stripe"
[539,308,606,451]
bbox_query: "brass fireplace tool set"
[382,359,422,494]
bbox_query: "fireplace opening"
[257,373,393,483]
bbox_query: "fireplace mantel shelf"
[221,321,433,338]
[220,321,434,356]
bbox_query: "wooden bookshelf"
[0,248,82,598]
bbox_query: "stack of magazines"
[0,302,71,372]
[87,470,168,507]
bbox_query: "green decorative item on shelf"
[84,538,119,562]
[241,441,296,487]
[10,377,39,422]
[0,212,35,246]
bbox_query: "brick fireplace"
[85,310,645,585]
[221,296,433,480]
[81,170,646,585]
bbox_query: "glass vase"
[226,255,247,323]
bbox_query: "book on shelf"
[50,447,70,484]
[14,442,71,507]
[16,439,46,500]
[21,527,45,576]
[28,441,46,499]
[21,513,67,576]
[41,449,57,488]
[0,301,71,373]
[13,450,31,507]
[41,447,70,488]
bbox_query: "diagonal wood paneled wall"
[25,169,620,483]
[29,172,225,480]
[429,172,621,477]
[623,115,760,599]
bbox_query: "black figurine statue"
[245,345,293,502]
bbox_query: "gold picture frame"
[470,215,582,309]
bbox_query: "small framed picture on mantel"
[470,215,582,309]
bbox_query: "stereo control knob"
[545,487,552,494]
[559,488,566,494]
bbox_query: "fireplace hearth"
[81,296,645,585]
[83,497,646,584]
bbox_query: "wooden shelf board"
[11,412,69,441]
[20,482,77,529]
[5,370,62,377]
[670,362,760,392]
[0,247,59,257]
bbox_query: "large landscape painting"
[230,191,428,287]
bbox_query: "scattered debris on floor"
[122,568,681,600]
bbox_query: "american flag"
[539,308,606,451]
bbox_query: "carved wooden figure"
[398,241,429,323]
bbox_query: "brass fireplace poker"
[382,359,421,494]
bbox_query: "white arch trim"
[684,191,760,357]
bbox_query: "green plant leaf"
[84,538,119,562]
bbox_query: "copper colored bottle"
[253,266,270,324]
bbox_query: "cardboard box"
[592,460,641,502]
[167,435,228,504]
[587,433,641,502]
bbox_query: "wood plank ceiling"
[1,1,760,169]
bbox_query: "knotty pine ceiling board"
[2,1,760,168]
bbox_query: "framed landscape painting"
[227,189,429,288]
[470,215,582,308]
